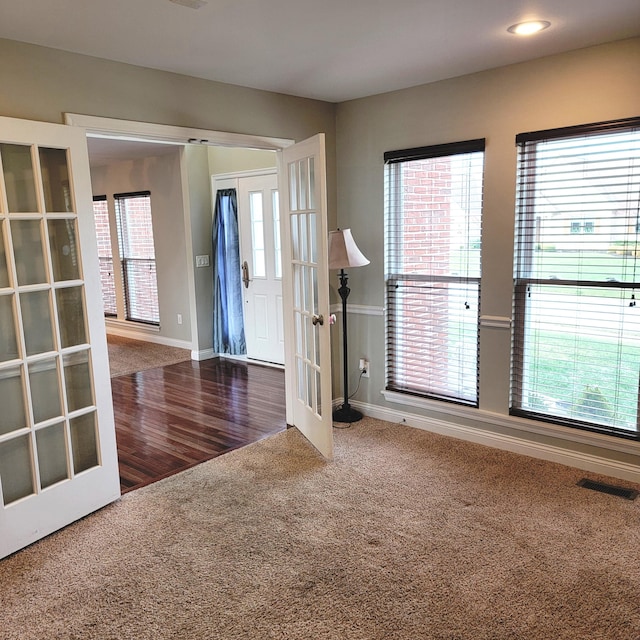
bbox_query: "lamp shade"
[328,229,370,269]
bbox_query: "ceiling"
[1,0,639,103]
[86,136,180,167]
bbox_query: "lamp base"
[332,404,363,424]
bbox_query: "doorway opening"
[77,117,293,490]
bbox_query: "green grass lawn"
[531,249,638,282]
[523,328,640,430]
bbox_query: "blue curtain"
[212,189,246,354]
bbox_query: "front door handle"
[312,314,324,326]
[242,261,250,288]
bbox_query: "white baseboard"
[106,323,192,351]
[336,398,640,484]
[192,348,216,361]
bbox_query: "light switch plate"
[196,255,210,267]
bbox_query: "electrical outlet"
[359,358,370,378]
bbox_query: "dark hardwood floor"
[110,358,286,493]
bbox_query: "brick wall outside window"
[386,146,483,405]
[93,198,117,316]
[390,158,453,395]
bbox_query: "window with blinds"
[512,117,640,439]
[114,191,160,325]
[384,140,485,406]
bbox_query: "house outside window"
[93,191,159,325]
[114,191,159,325]
[384,139,485,406]
[92,195,117,316]
[511,117,640,439]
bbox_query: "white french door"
[237,172,284,365]
[0,116,120,559]
[279,134,333,458]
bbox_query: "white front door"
[279,134,333,459]
[0,116,120,559]
[237,172,284,365]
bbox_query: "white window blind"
[114,191,160,325]
[512,118,640,438]
[384,140,485,405]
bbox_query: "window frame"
[511,116,640,440]
[383,138,485,407]
[113,190,160,326]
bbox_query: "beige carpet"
[2,418,639,639]
[107,334,191,377]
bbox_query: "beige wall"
[90,150,192,345]
[207,146,277,175]
[0,37,337,356]
[0,38,336,222]
[336,37,640,465]
[0,39,336,146]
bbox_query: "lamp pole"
[332,268,363,423]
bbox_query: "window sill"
[381,388,640,458]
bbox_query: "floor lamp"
[328,229,370,423]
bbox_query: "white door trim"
[63,114,294,151]
[63,114,295,359]
[213,168,277,181]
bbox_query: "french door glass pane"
[11,220,47,286]
[48,219,81,281]
[300,214,308,262]
[0,435,34,505]
[56,286,87,348]
[297,358,304,402]
[291,215,299,261]
[28,357,62,424]
[0,144,38,213]
[308,158,315,209]
[293,264,301,309]
[70,412,98,473]
[35,422,69,489]
[309,213,317,264]
[0,365,26,435]
[273,191,282,279]
[0,223,9,288]
[0,294,19,362]
[289,163,298,211]
[20,290,55,355]
[298,160,308,210]
[39,147,72,213]
[63,350,94,412]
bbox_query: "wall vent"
[577,478,638,501]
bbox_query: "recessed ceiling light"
[169,0,208,9]
[507,20,551,36]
